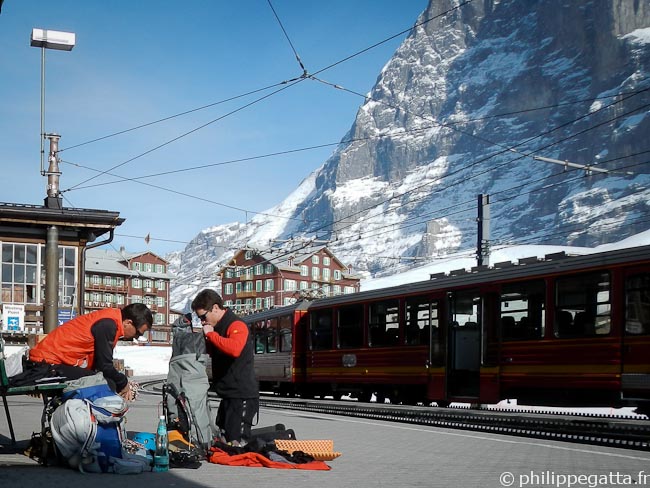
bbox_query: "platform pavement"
[2,383,650,488]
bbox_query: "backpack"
[50,373,149,474]
[166,331,214,449]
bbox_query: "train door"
[447,290,481,399]
[621,269,650,407]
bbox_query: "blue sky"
[0,1,427,256]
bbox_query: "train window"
[368,300,399,347]
[310,310,332,350]
[555,272,611,337]
[405,296,438,345]
[279,315,293,351]
[625,274,650,335]
[338,304,363,348]
[254,321,265,354]
[500,280,545,341]
[267,318,278,353]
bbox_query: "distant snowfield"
[114,344,171,377]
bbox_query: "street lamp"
[30,28,75,334]
[30,28,75,178]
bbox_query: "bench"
[0,337,66,445]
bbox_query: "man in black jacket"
[192,289,258,445]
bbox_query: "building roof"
[219,246,359,280]
[0,201,124,242]
[85,248,172,279]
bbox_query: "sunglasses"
[196,308,211,322]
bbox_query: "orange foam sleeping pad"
[274,439,342,461]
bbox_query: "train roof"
[308,244,650,308]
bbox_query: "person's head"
[121,303,153,340]
[191,289,226,326]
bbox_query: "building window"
[104,293,114,303]
[300,281,308,290]
[300,265,308,277]
[256,280,263,292]
[284,279,296,291]
[132,278,141,289]
[312,255,319,264]
[103,275,112,286]
[245,268,253,279]
[225,283,234,295]
[143,279,153,290]
[92,274,101,285]
[265,296,274,308]
[333,285,341,295]
[323,256,330,266]
[132,262,141,271]
[155,264,165,273]
[116,277,124,287]
[323,268,330,281]
[225,269,233,278]
[116,295,125,305]
[344,286,355,294]
[311,267,320,280]
[245,250,253,260]
[155,313,165,325]
[255,297,263,310]
[244,281,253,292]
[323,284,330,296]
[264,279,274,291]
[131,295,143,303]
[265,264,274,274]
[236,282,242,293]
[334,270,341,280]
[255,264,264,275]
[144,263,153,272]
[156,297,165,307]
[56,246,78,307]
[157,280,165,290]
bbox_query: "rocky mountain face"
[170,0,650,309]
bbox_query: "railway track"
[139,380,650,451]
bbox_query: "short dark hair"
[122,303,153,328]
[191,289,224,312]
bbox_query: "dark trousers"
[215,397,259,443]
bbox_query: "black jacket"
[210,309,258,399]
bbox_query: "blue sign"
[57,309,77,326]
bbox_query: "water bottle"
[153,415,169,472]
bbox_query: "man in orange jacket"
[29,303,153,401]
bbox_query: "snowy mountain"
[170,0,650,310]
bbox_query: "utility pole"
[43,133,62,333]
[476,194,490,267]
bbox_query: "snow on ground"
[114,344,171,377]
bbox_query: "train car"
[243,300,310,395]
[237,244,650,412]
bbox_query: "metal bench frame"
[0,337,66,445]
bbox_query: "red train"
[241,244,650,413]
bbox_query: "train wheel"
[375,392,386,404]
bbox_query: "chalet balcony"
[236,291,257,299]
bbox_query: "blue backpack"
[51,373,148,474]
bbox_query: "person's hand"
[203,324,215,335]
[118,381,137,402]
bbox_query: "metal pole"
[40,46,45,175]
[44,224,59,333]
[476,194,490,267]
